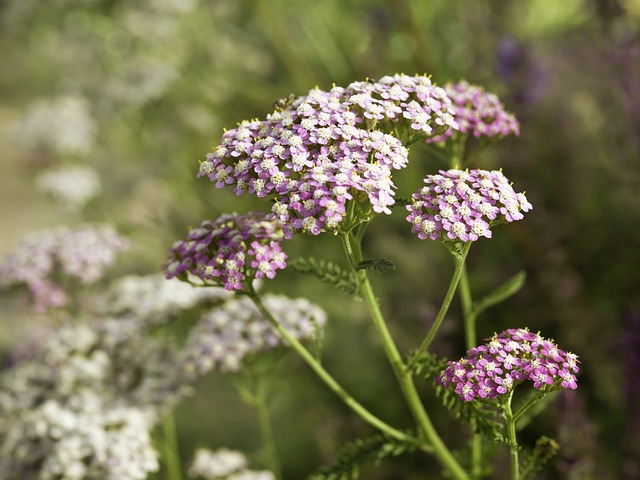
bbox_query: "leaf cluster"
[289,257,360,297]
[521,436,559,479]
[307,430,421,480]
[356,258,396,274]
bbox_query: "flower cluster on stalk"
[98,273,233,326]
[165,212,287,290]
[0,319,183,479]
[438,328,580,402]
[181,294,327,375]
[198,74,458,237]
[0,225,128,312]
[406,168,532,242]
[426,81,520,142]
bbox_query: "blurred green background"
[1,0,639,478]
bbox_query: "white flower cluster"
[182,294,327,375]
[0,319,183,479]
[188,448,275,480]
[36,165,101,211]
[98,274,233,325]
[15,94,96,155]
[0,396,159,480]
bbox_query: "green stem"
[162,412,183,480]
[342,232,469,480]
[254,377,283,480]
[416,242,472,355]
[459,265,482,478]
[246,290,423,448]
[503,392,520,480]
[459,266,476,351]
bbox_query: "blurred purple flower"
[496,37,548,108]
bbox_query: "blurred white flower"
[182,294,328,376]
[36,165,101,211]
[188,448,275,480]
[0,318,186,479]
[15,95,96,155]
[98,274,233,325]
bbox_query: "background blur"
[1,0,639,478]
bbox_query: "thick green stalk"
[503,392,520,480]
[247,291,422,447]
[162,413,183,480]
[254,377,283,480]
[342,232,468,480]
[459,266,482,479]
[416,242,472,355]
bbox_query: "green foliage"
[473,271,526,318]
[521,436,560,479]
[407,351,506,443]
[289,257,360,297]
[356,258,396,274]
[308,430,421,480]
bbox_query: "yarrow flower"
[0,225,128,312]
[426,81,519,143]
[14,94,96,155]
[165,212,287,290]
[181,294,327,375]
[188,448,275,480]
[198,74,458,237]
[35,165,101,211]
[438,328,580,402]
[406,169,532,242]
[0,319,184,480]
[98,274,233,326]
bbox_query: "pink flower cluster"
[0,225,128,312]
[406,169,532,242]
[438,328,580,402]
[165,212,287,290]
[426,81,519,142]
[198,74,458,237]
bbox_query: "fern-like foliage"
[356,258,396,273]
[407,350,506,443]
[289,257,360,296]
[521,436,559,479]
[393,197,412,207]
[308,430,421,480]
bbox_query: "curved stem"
[459,266,476,351]
[342,232,468,480]
[246,291,422,448]
[416,242,472,355]
[162,412,183,480]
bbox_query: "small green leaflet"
[473,271,526,317]
[307,430,421,480]
[289,257,360,297]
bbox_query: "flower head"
[188,448,275,480]
[406,169,532,242]
[438,328,580,402]
[165,212,287,290]
[181,294,327,376]
[198,74,458,237]
[426,81,519,143]
[98,273,233,326]
[0,318,184,479]
[0,225,128,312]
[36,165,101,211]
